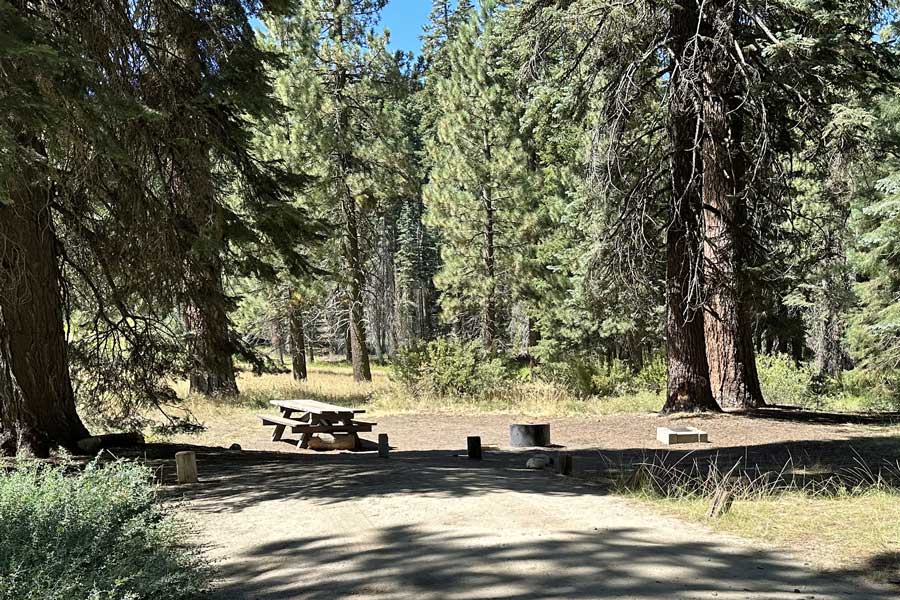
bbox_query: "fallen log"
[77,432,145,454]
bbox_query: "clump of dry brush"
[608,450,900,501]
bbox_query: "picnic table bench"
[258,399,375,449]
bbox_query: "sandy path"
[171,446,891,600]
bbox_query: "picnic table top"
[270,399,366,415]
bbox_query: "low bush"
[757,353,817,408]
[0,459,209,600]
[391,338,511,397]
[538,355,666,398]
[756,353,900,411]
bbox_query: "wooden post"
[175,451,198,484]
[378,433,389,458]
[467,436,482,460]
[706,488,734,518]
[557,452,574,476]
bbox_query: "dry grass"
[614,455,900,584]
[156,363,661,445]
[642,492,900,583]
[171,364,661,419]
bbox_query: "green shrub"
[391,338,511,397]
[757,353,816,407]
[839,368,900,412]
[0,459,209,600]
[538,355,664,398]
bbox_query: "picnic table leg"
[297,413,323,449]
[272,424,286,442]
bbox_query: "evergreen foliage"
[4,0,900,455]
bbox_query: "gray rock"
[525,454,551,469]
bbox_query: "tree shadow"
[143,432,900,513]
[151,443,600,512]
[741,406,900,426]
[131,437,900,598]
[210,523,893,599]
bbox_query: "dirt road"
[171,445,891,599]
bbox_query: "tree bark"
[481,129,497,354]
[172,11,239,397]
[290,307,307,381]
[700,2,764,409]
[662,0,720,413]
[184,257,239,397]
[0,172,90,456]
[332,2,372,382]
[306,322,316,364]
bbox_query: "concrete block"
[656,426,708,445]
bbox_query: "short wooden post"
[557,452,574,476]
[467,436,482,460]
[706,488,734,518]
[378,433,390,458]
[175,451,198,484]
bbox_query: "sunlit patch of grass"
[610,453,900,583]
[369,382,661,417]
[640,491,900,583]
[174,365,661,419]
[159,366,662,445]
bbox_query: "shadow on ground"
[128,432,900,599]
[144,431,900,512]
[211,522,893,599]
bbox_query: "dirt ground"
[152,408,900,599]
[171,407,900,477]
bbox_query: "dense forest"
[2,0,900,456]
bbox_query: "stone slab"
[656,426,708,445]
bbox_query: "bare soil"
[143,406,900,600]
[174,408,900,481]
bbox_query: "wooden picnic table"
[258,399,375,449]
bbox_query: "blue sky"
[381,0,432,54]
[252,2,431,54]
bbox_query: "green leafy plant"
[391,338,511,397]
[0,459,210,600]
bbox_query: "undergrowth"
[0,459,210,600]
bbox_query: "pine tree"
[425,0,533,353]
[0,0,310,453]
[262,0,415,380]
[849,98,900,394]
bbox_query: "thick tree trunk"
[343,211,372,381]
[289,308,307,381]
[700,2,764,409]
[662,0,719,413]
[0,175,89,456]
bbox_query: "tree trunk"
[172,13,239,398]
[273,321,286,366]
[481,129,497,354]
[289,307,307,381]
[700,2,764,409]
[184,258,239,397]
[332,3,372,382]
[662,0,720,413]
[306,322,316,364]
[0,173,90,457]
